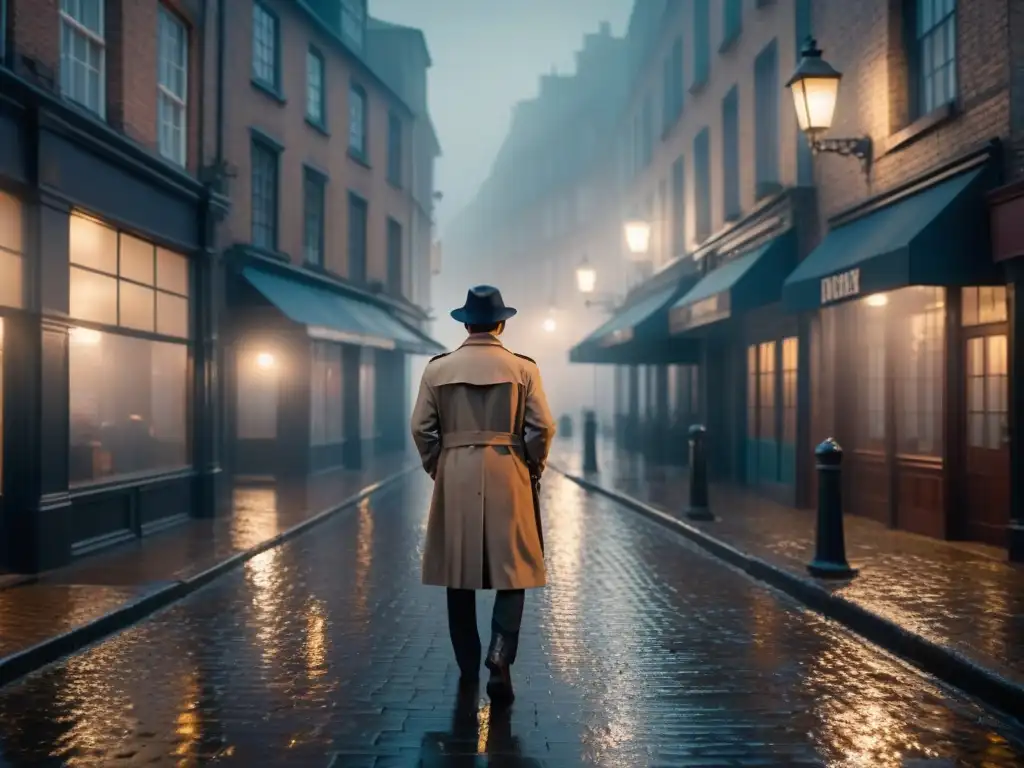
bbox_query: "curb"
[0,464,419,688]
[553,464,1024,723]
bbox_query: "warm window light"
[864,293,888,308]
[256,352,276,370]
[576,260,597,294]
[542,316,557,333]
[786,37,842,134]
[624,219,651,255]
[70,327,102,345]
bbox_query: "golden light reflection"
[304,597,328,678]
[172,669,201,761]
[538,478,585,680]
[230,486,281,550]
[476,701,491,753]
[245,546,283,665]
[352,497,375,621]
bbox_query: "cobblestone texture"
[0,470,1021,766]
[550,438,1024,692]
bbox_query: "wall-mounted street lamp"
[575,255,618,311]
[623,219,652,258]
[786,36,872,176]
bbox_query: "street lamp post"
[786,36,873,176]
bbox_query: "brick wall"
[810,0,1011,219]
[1009,0,1024,182]
[220,0,413,285]
[7,0,204,175]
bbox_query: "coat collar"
[460,333,504,348]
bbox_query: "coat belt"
[442,430,524,449]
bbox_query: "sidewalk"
[550,437,1024,719]
[0,452,418,686]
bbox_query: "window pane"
[69,331,188,484]
[0,190,23,253]
[119,232,155,285]
[157,292,189,338]
[0,250,24,309]
[119,281,155,331]
[70,266,117,324]
[237,346,277,439]
[961,287,978,326]
[156,247,189,295]
[70,213,118,273]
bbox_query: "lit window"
[0,190,25,309]
[158,7,188,166]
[306,47,325,125]
[60,0,106,116]
[251,2,278,88]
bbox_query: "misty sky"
[370,0,633,236]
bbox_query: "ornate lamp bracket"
[809,135,873,176]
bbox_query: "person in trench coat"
[411,285,556,707]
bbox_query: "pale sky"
[369,0,633,236]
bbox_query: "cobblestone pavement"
[550,438,1024,691]
[0,471,1022,767]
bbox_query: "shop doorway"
[961,289,1010,546]
[745,337,798,489]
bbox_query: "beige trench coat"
[411,333,556,590]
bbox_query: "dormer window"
[341,0,365,53]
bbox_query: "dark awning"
[669,229,797,334]
[242,267,445,355]
[782,166,999,312]
[569,261,701,364]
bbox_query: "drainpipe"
[215,0,226,168]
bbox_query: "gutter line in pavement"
[0,464,419,689]
[553,464,1024,725]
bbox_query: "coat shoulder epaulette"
[428,351,451,363]
[512,352,537,365]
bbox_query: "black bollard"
[807,438,858,579]
[559,414,574,439]
[582,409,599,473]
[686,424,714,520]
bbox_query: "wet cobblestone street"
[0,472,1022,767]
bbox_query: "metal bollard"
[582,409,599,473]
[686,424,714,521]
[559,414,574,439]
[807,438,858,579]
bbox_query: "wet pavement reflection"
[0,472,1021,766]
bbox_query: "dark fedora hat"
[450,285,517,325]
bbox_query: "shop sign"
[820,268,860,305]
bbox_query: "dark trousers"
[446,588,525,672]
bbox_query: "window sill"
[724,210,742,224]
[883,101,956,155]
[305,116,330,137]
[251,78,286,105]
[688,77,708,97]
[718,29,741,54]
[348,149,371,168]
[755,180,784,202]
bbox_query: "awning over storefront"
[242,267,446,355]
[569,262,701,364]
[782,166,998,312]
[669,229,797,334]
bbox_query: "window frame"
[386,111,402,187]
[348,82,368,158]
[347,192,368,283]
[157,5,189,166]
[251,0,280,92]
[303,167,326,266]
[305,45,326,127]
[60,0,107,117]
[386,216,402,296]
[250,136,281,252]
[754,39,780,194]
[694,127,711,243]
[340,0,365,53]
[722,85,740,221]
[907,0,957,119]
[691,0,710,90]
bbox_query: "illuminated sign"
[820,268,860,305]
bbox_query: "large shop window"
[236,346,277,440]
[310,342,344,446]
[0,190,25,310]
[836,287,946,457]
[68,213,190,484]
[746,338,797,486]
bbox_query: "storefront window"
[359,348,375,440]
[746,345,757,440]
[0,318,4,488]
[967,334,1008,449]
[236,346,277,439]
[853,297,887,447]
[310,342,344,446]
[0,190,25,309]
[69,329,188,483]
[897,287,945,455]
[781,338,798,444]
[67,212,191,484]
[962,286,1007,326]
[667,365,679,418]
